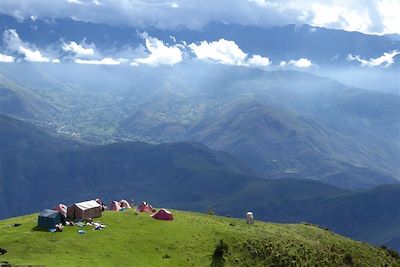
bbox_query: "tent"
[67,200,102,220]
[151,209,173,221]
[137,201,154,213]
[53,204,67,217]
[107,201,121,211]
[38,209,66,229]
[120,199,131,209]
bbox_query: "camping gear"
[67,200,102,220]
[151,209,173,221]
[75,222,85,228]
[107,201,121,211]
[119,199,131,209]
[137,201,155,213]
[37,209,66,230]
[53,204,67,217]
[246,212,254,224]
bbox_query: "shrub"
[380,245,400,259]
[211,240,229,266]
[343,252,353,265]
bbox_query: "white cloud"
[279,58,313,68]
[62,41,95,57]
[75,57,122,65]
[347,50,400,68]
[0,0,398,34]
[0,53,15,62]
[18,46,51,62]
[189,39,247,65]
[288,58,313,68]
[189,39,273,68]
[2,29,60,63]
[66,0,82,4]
[377,0,400,34]
[170,2,179,8]
[248,54,271,67]
[133,34,183,66]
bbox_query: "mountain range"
[1,13,399,68]
[0,63,398,190]
[0,114,399,251]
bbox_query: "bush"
[211,240,229,266]
[343,252,353,265]
[380,245,400,259]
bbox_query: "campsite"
[0,207,398,266]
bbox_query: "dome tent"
[53,204,67,217]
[108,201,121,211]
[120,199,131,209]
[38,209,66,229]
[151,208,173,221]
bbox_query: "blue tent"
[37,209,66,229]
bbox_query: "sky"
[0,0,399,35]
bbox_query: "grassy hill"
[0,209,399,267]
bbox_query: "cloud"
[132,34,183,66]
[18,46,52,62]
[189,39,247,65]
[75,57,122,65]
[189,39,272,67]
[347,50,400,68]
[62,41,95,57]
[0,0,397,34]
[280,58,313,68]
[247,54,271,67]
[2,29,59,63]
[0,53,15,62]
[66,0,83,4]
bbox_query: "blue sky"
[1,0,399,34]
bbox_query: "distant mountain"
[0,114,399,251]
[183,99,399,189]
[0,63,398,189]
[0,71,58,121]
[1,13,399,67]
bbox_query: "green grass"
[0,209,398,267]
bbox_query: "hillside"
[183,99,399,189]
[0,209,399,267]
[0,64,398,190]
[0,72,59,121]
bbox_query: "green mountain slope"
[184,99,399,189]
[0,209,398,267]
[0,63,398,189]
[0,72,58,121]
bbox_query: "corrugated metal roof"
[75,200,101,210]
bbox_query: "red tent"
[53,204,67,217]
[137,202,154,213]
[107,201,121,211]
[151,209,173,221]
